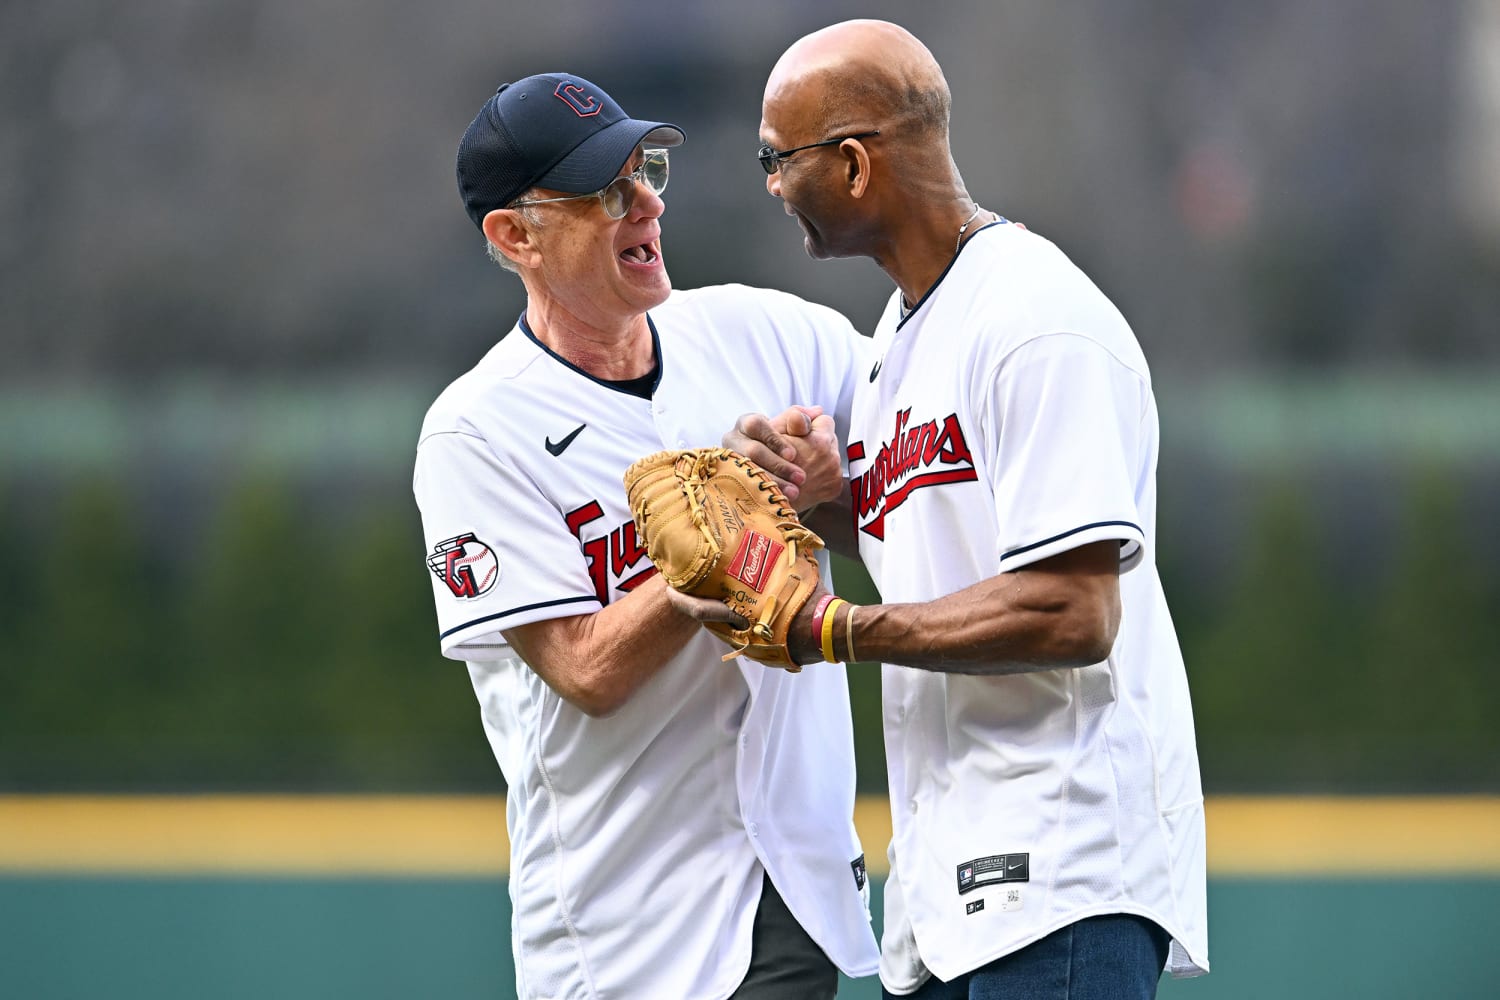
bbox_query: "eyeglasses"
[509,149,669,219]
[757,131,880,175]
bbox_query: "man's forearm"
[832,541,1123,673]
[503,574,701,716]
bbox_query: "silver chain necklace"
[955,204,984,254]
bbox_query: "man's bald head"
[765,19,951,144]
[760,20,974,280]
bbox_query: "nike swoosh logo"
[545,424,587,456]
[869,359,882,382]
[1007,861,1024,870]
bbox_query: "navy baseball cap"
[456,72,685,229]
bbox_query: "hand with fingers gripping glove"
[624,447,825,671]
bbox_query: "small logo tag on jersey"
[726,530,783,591]
[966,899,985,915]
[427,533,500,599]
[851,854,868,892]
[956,853,1029,895]
[869,358,882,382]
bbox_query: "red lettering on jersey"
[565,500,656,606]
[565,501,606,537]
[849,409,978,540]
[618,565,659,593]
[610,519,649,579]
[565,502,609,605]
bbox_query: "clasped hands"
[661,405,844,665]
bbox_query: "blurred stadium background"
[2,1,1498,997]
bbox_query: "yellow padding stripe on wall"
[1,795,1497,877]
[0,796,509,876]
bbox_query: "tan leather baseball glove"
[624,447,824,671]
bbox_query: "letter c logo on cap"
[555,82,601,117]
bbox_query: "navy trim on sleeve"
[999,520,1142,563]
[440,595,598,640]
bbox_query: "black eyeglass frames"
[757,131,880,175]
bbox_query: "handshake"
[623,408,854,671]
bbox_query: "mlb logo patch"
[851,855,867,891]
[956,853,1030,895]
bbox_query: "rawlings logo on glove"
[623,447,824,671]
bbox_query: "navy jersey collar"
[896,218,1009,330]
[518,312,663,397]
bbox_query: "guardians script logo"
[849,408,977,540]
[564,500,657,606]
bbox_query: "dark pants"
[730,871,839,1000]
[885,913,1170,1000]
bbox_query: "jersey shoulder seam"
[988,329,1147,379]
[416,427,490,448]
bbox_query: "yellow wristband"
[820,598,845,663]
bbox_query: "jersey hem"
[889,902,1207,992]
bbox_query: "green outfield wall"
[4,875,1498,999]
[3,796,1497,999]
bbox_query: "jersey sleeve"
[974,332,1151,573]
[413,429,601,661]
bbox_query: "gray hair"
[485,196,545,274]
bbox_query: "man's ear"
[482,209,540,269]
[840,138,873,199]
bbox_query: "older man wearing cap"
[412,73,880,999]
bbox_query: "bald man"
[726,19,1210,1000]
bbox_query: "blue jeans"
[885,913,1170,1000]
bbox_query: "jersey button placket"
[650,401,686,448]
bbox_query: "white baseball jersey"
[847,222,1209,992]
[413,284,880,1000]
